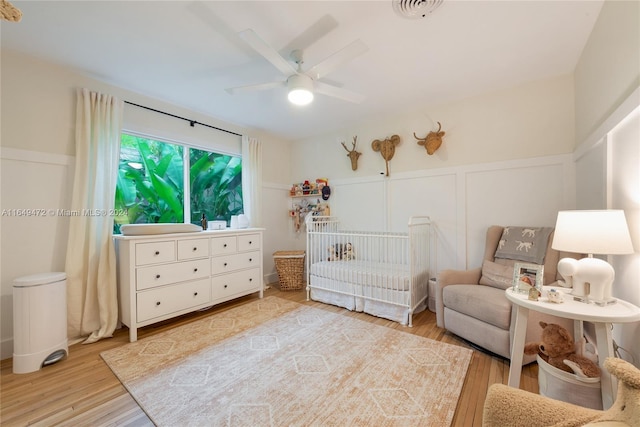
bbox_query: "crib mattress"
[310,260,412,291]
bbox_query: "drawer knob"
[194,268,198,272]
[224,262,228,267]
[155,274,161,279]
[223,243,227,248]
[224,284,228,288]
[249,258,252,262]
[249,241,252,245]
[156,301,161,306]
[249,278,253,282]
[192,247,197,251]
[194,292,198,296]
[155,251,160,255]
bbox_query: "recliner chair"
[435,225,576,364]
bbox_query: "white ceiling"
[2,0,603,141]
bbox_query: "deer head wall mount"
[341,136,362,171]
[371,134,400,177]
[414,122,445,155]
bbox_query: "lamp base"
[572,294,589,303]
[592,297,617,306]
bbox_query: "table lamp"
[552,210,634,305]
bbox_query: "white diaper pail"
[12,272,68,374]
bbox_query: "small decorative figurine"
[528,286,541,301]
[547,288,564,304]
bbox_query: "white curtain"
[241,136,263,227]
[66,88,123,344]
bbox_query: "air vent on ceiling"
[392,0,444,19]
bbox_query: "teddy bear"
[524,321,601,378]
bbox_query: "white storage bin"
[537,355,602,410]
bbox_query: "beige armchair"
[435,225,575,363]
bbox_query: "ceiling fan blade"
[307,39,368,80]
[238,29,297,76]
[314,81,365,104]
[280,14,339,54]
[225,81,285,95]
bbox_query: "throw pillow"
[479,260,515,290]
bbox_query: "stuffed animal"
[580,357,640,427]
[328,243,355,261]
[342,243,355,260]
[524,321,601,378]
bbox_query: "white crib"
[305,216,431,326]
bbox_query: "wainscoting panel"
[465,161,566,267]
[0,148,73,360]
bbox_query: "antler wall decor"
[341,136,361,171]
[371,134,400,177]
[414,121,445,155]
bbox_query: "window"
[114,133,242,233]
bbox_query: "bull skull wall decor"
[414,121,445,155]
[341,136,361,171]
[371,134,400,177]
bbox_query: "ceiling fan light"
[288,88,314,105]
[287,74,314,106]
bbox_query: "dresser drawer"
[211,236,237,255]
[136,258,210,290]
[137,278,210,322]
[135,241,175,266]
[211,251,260,274]
[238,233,260,252]
[212,268,261,300]
[178,238,210,260]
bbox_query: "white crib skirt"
[309,275,426,325]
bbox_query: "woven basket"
[273,250,305,291]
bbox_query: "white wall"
[291,74,575,180]
[289,75,577,275]
[573,0,640,366]
[574,0,640,145]
[0,51,292,359]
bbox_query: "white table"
[506,287,640,409]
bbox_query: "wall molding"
[0,147,74,166]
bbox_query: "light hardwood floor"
[1,286,539,426]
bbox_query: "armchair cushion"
[443,285,511,330]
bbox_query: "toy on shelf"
[289,178,331,232]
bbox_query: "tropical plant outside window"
[114,134,243,234]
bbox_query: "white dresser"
[114,228,264,342]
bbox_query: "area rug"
[101,296,473,426]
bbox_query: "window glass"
[114,134,242,233]
[189,147,243,225]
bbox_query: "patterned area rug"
[101,296,472,426]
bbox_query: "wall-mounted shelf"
[288,179,330,232]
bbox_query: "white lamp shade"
[552,210,634,255]
[287,74,314,106]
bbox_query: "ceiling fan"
[226,28,368,106]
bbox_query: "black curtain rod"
[124,101,242,137]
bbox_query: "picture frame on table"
[512,262,544,294]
